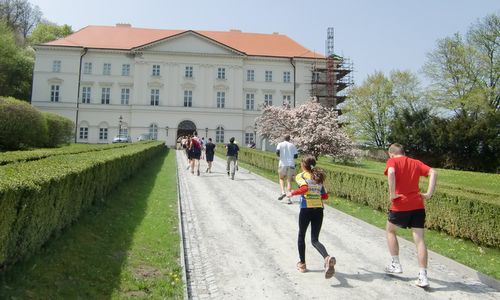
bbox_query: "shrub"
[42,112,74,147]
[0,97,48,150]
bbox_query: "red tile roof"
[43,25,324,59]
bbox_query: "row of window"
[53,60,292,82]
[51,85,292,108]
[78,124,254,145]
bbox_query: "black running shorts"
[388,209,426,228]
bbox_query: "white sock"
[419,268,427,275]
[391,256,400,264]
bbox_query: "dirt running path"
[176,151,499,299]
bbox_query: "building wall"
[31,34,316,146]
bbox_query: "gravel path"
[176,151,499,300]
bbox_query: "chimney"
[272,32,279,35]
[116,23,132,28]
[229,29,241,32]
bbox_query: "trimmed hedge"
[0,142,165,268]
[0,143,130,165]
[234,148,500,248]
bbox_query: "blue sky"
[30,0,499,86]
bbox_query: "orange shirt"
[384,156,431,211]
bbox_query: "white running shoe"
[416,272,429,288]
[384,262,402,274]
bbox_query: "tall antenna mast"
[326,27,334,57]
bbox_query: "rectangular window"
[82,86,91,103]
[217,91,225,108]
[150,89,160,106]
[216,126,224,143]
[265,70,272,82]
[282,95,291,107]
[152,64,161,76]
[283,71,291,83]
[52,60,61,72]
[50,85,60,102]
[103,63,111,75]
[264,94,273,106]
[83,62,92,74]
[122,64,130,76]
[79,127,88,139]
[99,128,108,140]
[313,72,320,82]
[184,90,192,107]
[247,69,254,81]
[245,133,255,145]
[217,67,225,79]
[245,93,254,110]
[101,87,110,104]
[121,88,130,105]
[185,66,193,78]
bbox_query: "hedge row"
[0,141,165,268]
[235,148,500,248]
[0,143,130,165]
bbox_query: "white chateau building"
[31,24,325,147]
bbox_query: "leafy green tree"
[390,70,428,113]
[28,22,72,44]
[0,21,34,100]
[424,13,500,116]
[344,71,394,147]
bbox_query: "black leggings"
[298,208,329,263]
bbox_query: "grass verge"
[0,148,183,299]
[236,159,500,280]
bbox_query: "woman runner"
[286,154,336,279]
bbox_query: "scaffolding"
[310,27,354,111]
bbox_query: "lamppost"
[254,123,257,148]
[205,127,208,138]
[165,126,169,136]
[118,115,123,135]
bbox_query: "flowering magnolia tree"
[255,98,358,161]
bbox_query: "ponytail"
[301,154,325,184]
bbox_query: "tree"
[388,108,437,164]
[256,98,357,160]
[0,0,42,39]
[467,13,500,112]
[0,21,34,100]
[343,71,394,147]
[423,13,500,116]
[28,22,73,44]
[390,70,428,113]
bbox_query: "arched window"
[216,126,224,143]
[149,123,158,140]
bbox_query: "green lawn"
[237,159,500,280]
[0,149,183,299]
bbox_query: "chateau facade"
[31,24,324,147]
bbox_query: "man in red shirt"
[384,143,437,288]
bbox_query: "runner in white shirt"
[276,134,298,204]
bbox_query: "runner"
[286,154,336,279]
[225,137,239,180]
[189,133,202,176]
[383,143,437,288]
[204,138,216,173]
[277,134,298,204]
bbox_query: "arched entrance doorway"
[177,120,197,140]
